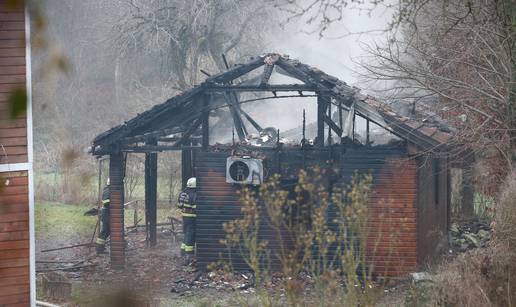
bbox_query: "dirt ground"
[36,227,411,306]
[35,202,416,306]
[36,214,263,306]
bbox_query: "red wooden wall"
[0,2,27,165]
[364,157,418,277]
[0,1,31,306]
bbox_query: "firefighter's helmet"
[187,177,197,188]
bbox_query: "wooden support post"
[202,95,210,149]
[317,94,327,147]
[352,112,356,142]
[109,151,125,269]
[182,144,193,189]
[145,139,158,246]
[327,99,332,145]
[366,119,370,145]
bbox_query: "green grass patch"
[35,201,177,244]
[36,202,96,241]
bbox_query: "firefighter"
[95,179,111,254]
[178,177,197,264]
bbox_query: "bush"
[424,171,516,307]
[221,168,381,306]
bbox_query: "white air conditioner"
[226,156,263,185]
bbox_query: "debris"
[463,233,480,248]
[42,272,72,300]
[410,272,433,283]
[450,220,491,251]
[41,242,95,253]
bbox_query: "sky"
[270,3,393,85]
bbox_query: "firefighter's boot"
[95,238,106,254]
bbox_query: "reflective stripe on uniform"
[184,245,194,252]
[180,243,186,250]
[182,203,196,209]
[96,238,106,245]
[182,212,197,217]
[102,199,110,204]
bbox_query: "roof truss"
[91,54,452,155]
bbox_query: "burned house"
[91,54,454,277]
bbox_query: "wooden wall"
[0,1,31,305]
[0,171,30,305]
[416,156,449,264]
[0,2,27,165]
[194,145,422,277]
[337,146,418,277]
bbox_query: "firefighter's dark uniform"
[177,188,197,255]
[96,185,110,253]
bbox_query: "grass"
[35,202,96,242]
[35,201,176,247]
[35,170,182,205]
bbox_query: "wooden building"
[0,1,35,306]
[91,54,454,277]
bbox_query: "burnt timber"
[91,53,457,275]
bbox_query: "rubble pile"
[169,270,256,296]
[245,127,294,147]
[170,270,323,298]
[450,220,491,252]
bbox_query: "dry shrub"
[222,168,380,306]
[423,171,516,307]
[494,171,516,247]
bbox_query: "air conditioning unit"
[226,156,263,185]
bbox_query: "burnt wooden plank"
[145,139,158,246]
[322,113,342,136]
[206,84,316,92]
[206,57,264,84]
[260,63,274,86]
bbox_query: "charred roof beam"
[259,63,274,86]
[205,57,265,84]
[225,91,247,141]
[206,84,317,92]
[322,114,343,137]
[240,109,263,132]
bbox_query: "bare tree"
[112,0,275,92]
[279,0,515,183]
[359,1,514,184]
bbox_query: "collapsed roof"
[91,53,453,155]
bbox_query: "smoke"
[234,3,394,142]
